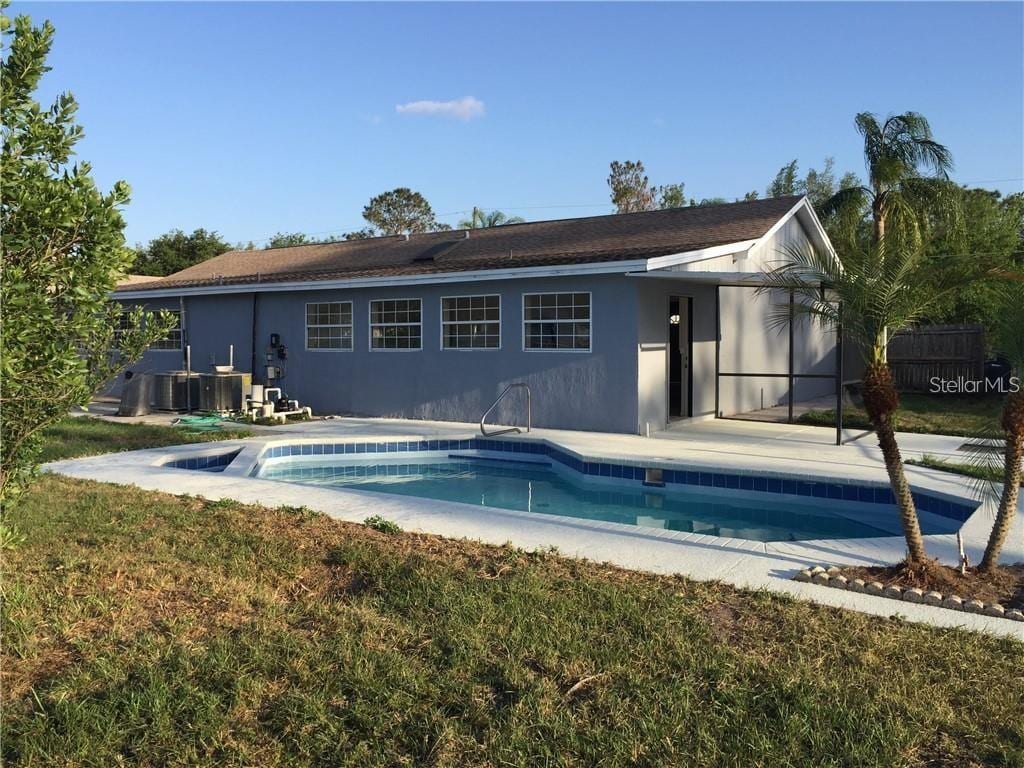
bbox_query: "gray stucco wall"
[118,275,642,434]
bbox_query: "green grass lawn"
[907,453,1022,487]
[39,416,251,463]
[3,422,1023,766]
[799,393,1004,437]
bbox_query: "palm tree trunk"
[871,192,886,246]
[862,362,928,562]
[875,416,928,562]
[980,391,1024,572]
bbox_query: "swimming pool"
[253,441,972,542]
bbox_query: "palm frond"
[760,237,953,365]
[819,185,869,219]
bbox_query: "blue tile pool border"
[247,438,978,523]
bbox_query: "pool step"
[447,452,550,466]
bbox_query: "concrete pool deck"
[46,416,1023,640]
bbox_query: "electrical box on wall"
[265,365,280,380]
[270,333,280,348]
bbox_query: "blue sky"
[23,1,1024,246]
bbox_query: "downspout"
[251,291,260,384]
[178,295,188,367]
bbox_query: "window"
[441,295,500,349]
[112,308,132,350]
[523,292,591,351]
[149,309,182,351]
[306,302,353,350]
[370,298,421,350]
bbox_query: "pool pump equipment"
[140,339,312,423]
[241,333,311,423]
[242,384,311,424]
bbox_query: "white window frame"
[148,308,183,352]
[368,297,422,352]
[521,291,592,353]
[439,294,501,351]
[304,301,354,352]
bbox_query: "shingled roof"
[117,195,804,293]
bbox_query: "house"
[113,195,840,434]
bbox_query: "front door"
[669,296,691,419]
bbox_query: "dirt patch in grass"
[839,559,1024,608]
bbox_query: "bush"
[364,515,402,534]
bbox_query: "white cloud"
[395,96,485,121]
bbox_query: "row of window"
[138,293,592,353]
[308,293,592,352]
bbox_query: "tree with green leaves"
[979,280,1024,572]
[458,207,526,229]
[343,228,376,241]
[762,239,952,564]
[362,188,446,235]
[133,228,231,276]
[0,8,173,509]
[923,189,1024,329]
[821,112,961,249]
[767,157,861,208]
[267,232,310,249]
[657,184,687,210]
[767,160,801,198]
[608,160,657,213]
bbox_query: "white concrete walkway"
[46,415,1023,640]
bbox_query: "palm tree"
[761,239,950,563]
[979,281,1024,572]
[458,207,526,229]
[822,112,961,250]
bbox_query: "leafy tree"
[923,190,1024,329]
[821,112,961,249]
[0,8,173,507]
[743,190,760,201]
[979,280,1024,571]
[762,239,952,564]
[767,160,801,198]
[133,228,231,276]
[343,228,376,241]
[767,157,861,208]
[267,232,310,248]
[608,160,657,213]
[657,184,687,210]
[362,188,443,235]
[690,197,729,207]
[458,207,526,229]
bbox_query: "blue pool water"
[256,456,964,542]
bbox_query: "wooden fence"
[887,324,986,392]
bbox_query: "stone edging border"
[794,566,1024,622]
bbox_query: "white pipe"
[229,344,234,368]
[185,345,192,413]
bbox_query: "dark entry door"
[669,296,691,419]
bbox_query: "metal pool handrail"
[480,383,531,437]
